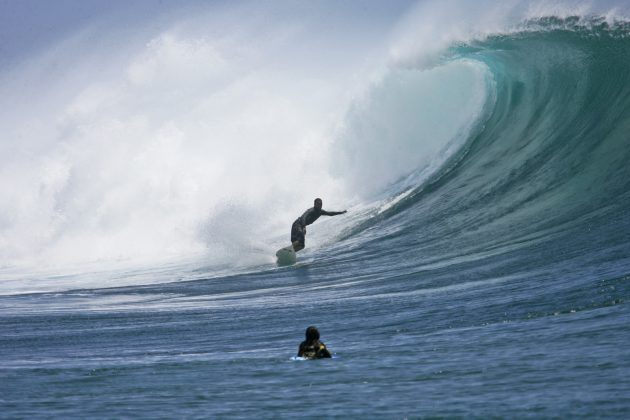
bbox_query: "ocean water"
[2,3,630,418]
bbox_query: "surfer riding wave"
[291,198,346,252]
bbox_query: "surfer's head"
[305,326,320,342]
[314,198,322,210]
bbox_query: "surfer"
[291,198,346,252]
[297,326,332,359]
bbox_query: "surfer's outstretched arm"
[321,210,347,216]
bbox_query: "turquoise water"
[2,17,630,418]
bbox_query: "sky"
[0,0,417,69]
[0,0,179,68]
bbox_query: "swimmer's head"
[314,198,322,210]
[305,326,320,342]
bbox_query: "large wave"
[1,1,630,293]
[343,16,630,284]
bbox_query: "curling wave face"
[338,18,630,282]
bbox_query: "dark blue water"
[2,17,630,418]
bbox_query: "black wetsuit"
[291,207,345,247]
[297,340,332,359]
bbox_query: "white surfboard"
[276,245,297,266]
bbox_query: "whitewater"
[1,0,630,417]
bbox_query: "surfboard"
[276,245,297,266]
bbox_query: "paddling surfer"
[297,326,332,359]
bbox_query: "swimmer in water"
[297,326,332,359]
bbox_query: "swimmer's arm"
[320,344,332,358]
